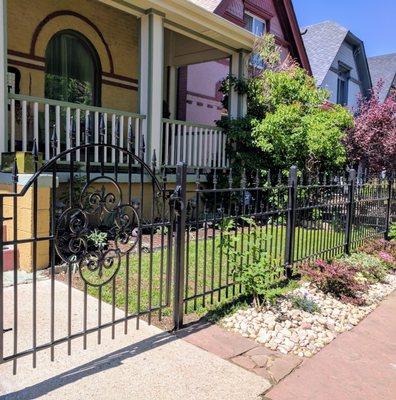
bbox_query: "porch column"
[168,66,178,119]
[0,0,7,157]
[229,50,249,119]
[139,10,164,163]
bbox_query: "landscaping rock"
[220,273,396,358]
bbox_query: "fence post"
[384,173,393,240]
[172,162,187,330]
[344,168,356,255]
[285,166,298,278]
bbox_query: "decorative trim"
[102,79,138,91]
[30,10,114,73]
[8,59,45,71]
[244,0,274,21]
[102,72,138,84]
[187,90,218,102]
[8,49,45,62]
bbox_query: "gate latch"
[170,185,184,215]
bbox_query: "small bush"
[389,223,396,240]
[341,253,388,284]
[220,217,285,309]
[357,239,396,268]
[301,259,367,305]
[290,294,321,314]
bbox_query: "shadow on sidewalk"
[2,320,213,400]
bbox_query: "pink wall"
[185,60,229,126]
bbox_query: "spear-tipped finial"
[228,168,233,189]
[255,169,260,188]
[51,124,58,150]
[12,159,18,184]
[31,138,38,158]
[128,122,133,144]
[213,168,218,189]
[140,134,146,158]
[195,168,200,188]
[152,149,157,168]
[241,168,246,188]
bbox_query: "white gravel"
[221,274,396,357]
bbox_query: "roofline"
[279,0,312,74]
[100,0,255,52]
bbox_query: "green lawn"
[79,224,347,321]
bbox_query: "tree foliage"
[345,83,396,173]
[219,34,354,177]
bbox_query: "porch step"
[3,245,18,271]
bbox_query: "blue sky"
[293,0,396,57]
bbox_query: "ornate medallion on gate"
[55,176,140,287]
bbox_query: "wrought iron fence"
[173,165,395,327]
[0,143,394,372]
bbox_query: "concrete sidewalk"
[266,290,396,400]
[0,280,270,400]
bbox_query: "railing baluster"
[44,103,50,160]
[171,123,176,165]
[188,126,193,165]
[94,111,99,162]
[76,109,81,162]
[103,112,108,163]
[33,102,39,153]
[56,105,61,155]
[111,114,116,163]
[22,100,27,151]
[183,125,187,163]
[66,107,71,161]
[134,118,140,160]
[119,115,124,163]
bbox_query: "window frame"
[45,29,102,107]
[336,63,351,106]
[244,11,267,37]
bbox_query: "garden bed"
[220,239,396,358]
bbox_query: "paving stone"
[177,323,257,359]
[268,355,302,383]
[231,355,257,370]
[250,354,270,368]
[253,367,274,383]
[244,346,276,357]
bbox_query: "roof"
[188,0,222,12]
[190,0,312,73]
[368,53,396,102]
[301,21,348,85]
[301,20,372,97]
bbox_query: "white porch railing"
[162,118,227,168]
[8,93,146,164]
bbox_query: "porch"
[1,0,253,168]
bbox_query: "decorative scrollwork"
[55,176,140,287]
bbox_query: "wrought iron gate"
[0,139,178,373]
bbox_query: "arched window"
[45,30,101,106]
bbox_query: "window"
[244,13,266,37]
[337,64,351,106]
[45,31,101,106]
[244,13,266,69]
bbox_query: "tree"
[345,83,396,173]
[219,35,354,178]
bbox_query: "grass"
[73,224,347,324]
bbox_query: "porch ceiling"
[98,0,255,53]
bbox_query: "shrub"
[301,259,367,305]
[290,294,321,314]
[341,253,388,284]
[389,223,396,240]
[357,239,396,265]
[220,217,285,309]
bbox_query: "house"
[301,21,372,109]
[178,0,311,125]
[368,53,396,102]
[1,0,260,169]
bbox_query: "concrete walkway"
[0,280,270,400]
[266,290,396,400]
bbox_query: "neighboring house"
[368,53,396,102]
[177,0,311,125]
[301,21,372,109]
[2,0,257,169]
